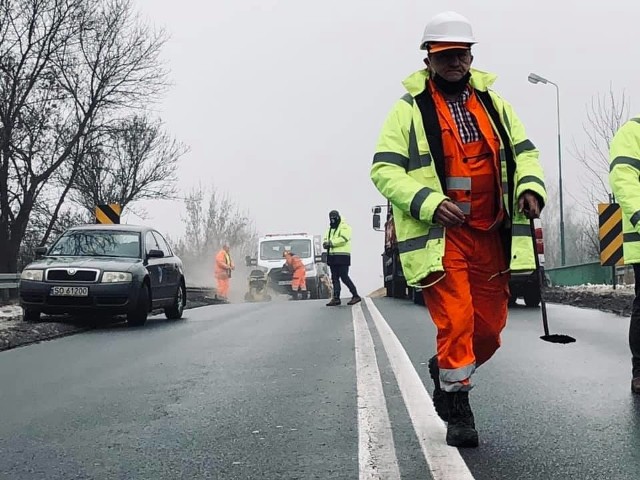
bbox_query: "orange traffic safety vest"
[430,83,505,231]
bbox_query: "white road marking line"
[363,297,476,480]
[352,302,401,480]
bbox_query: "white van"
[245,233,332,300]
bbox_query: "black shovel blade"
[540,334,576,344]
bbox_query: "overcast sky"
[126,0,639,294]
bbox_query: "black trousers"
[631,264,640,376]
[330,265,358,299]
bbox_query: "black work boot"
[326,298,341,306]
[428,355,449,422]
[445,391,479,448]
[347,296,362,305]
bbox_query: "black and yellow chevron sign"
[95,203,121,224]
[598,203,623,266]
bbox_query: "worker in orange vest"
[370,11,547,448]
[215,243,234,299]
[283,250,308,300]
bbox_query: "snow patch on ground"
[0,305,22,329]
[562,283,634,294]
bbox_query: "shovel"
[528,218,576,344]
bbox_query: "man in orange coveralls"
[283,250,308,300]
[282,250,308,300]
[370,11,547,448]
[215,243,234,299]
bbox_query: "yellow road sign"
[598,203,623,266]
[95,203,121,224]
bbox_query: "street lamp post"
[528,72,566,266]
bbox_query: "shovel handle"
[529,218,550,337]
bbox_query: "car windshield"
[260,239,311,260]
[48,230,141,258]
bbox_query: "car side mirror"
[321,252,328,263]
[35,246,47,259]
[147,249,164,259]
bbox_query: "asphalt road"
[1,295,639,479]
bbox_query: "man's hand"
[323,241,332,249]
[434,200,466,228]
[518,191,541,219]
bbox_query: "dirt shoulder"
[0,289,225,353]
[544,285,635,317]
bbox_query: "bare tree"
[172,185,258,287]
[541,184,599,268]
[571,86,629,205]
[69,114,187,215]
[0,0,169,272]
[567,86,630,264]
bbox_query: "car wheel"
[413,288,425,306]
[309,281,319,300]
[165,282,185,320]
[320,276,333,299]
[23,308,41,322]
[523,290,541,308]
[127,283,150,326]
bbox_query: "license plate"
[278,281,292,286]
[50,286,89,297]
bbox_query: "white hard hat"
[419,11,476,50]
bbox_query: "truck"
[371,201,545,308]
[244,233,332,301]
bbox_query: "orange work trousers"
[217,277,230,298]
[291,268,307,291]
[422,224,509,392]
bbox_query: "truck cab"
[371,202,545,308]
[245,233,332,300]
[372,202,415,301]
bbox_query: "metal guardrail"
[0,273,19,290]
[0,276,218,295]
[0,273,20,302]
[0,274,226,304]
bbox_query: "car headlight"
[21,269,43,281]
[101,271,133,283]
[305,263,316,272]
